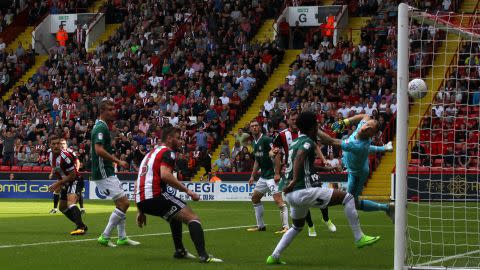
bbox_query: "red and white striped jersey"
[135,145,176,203]
[49,150,76,180]
[274,128,299,160]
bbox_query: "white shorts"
[254,177,280,195]
[285,187,334,220]
[95,175,126,200]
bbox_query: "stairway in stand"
[192,50,301,181]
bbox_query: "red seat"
[21,166,33,172]
[32,166,43,172]
[433,159,443,167]
[410,159,420,166]
[43,166,52,172]
[11,166,21,171]
[0,166,10,171]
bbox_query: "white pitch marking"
[0,224,258,249]
[417,250,480,267]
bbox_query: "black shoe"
[174,249,196,259]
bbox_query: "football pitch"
[0,199,394,270]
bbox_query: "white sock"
[103,208,125,238]
[279,204,289,229]
[272,226,301,258]
[117,216,127,239]
[343,194,364,241]
[253,203,265,228]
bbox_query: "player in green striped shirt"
[267,111,380,265]
[247,120,289,234]
[92,100,139,247]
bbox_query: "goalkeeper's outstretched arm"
[317,129,342,147]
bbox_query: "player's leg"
[50,188,60,214]
[267,191,308,265]
[348,174,392,219]
[78,193,85,214]
[97,176,139,247]
[136,196,195,259]
[169,218,196,259]
[269,179,289,233]
[320,207,336,232]
[247,178,267,231]
[305,210,316,236]
[327,189,380,248]
[66,192,88,235]
[67,181,87,235]
[174,206,222,263]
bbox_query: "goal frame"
[395,3,480,270]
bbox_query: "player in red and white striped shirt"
[47,135,88,235]
[135,127,222,263]
[273,111,336,237]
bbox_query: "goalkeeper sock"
[305,210,314,227]
[279,204,289,229]
[344,194,363,241]
[360,200,389,212]
[188,220,208,258]
[53,193,60,209]
[253,203,265,228]
[272,226,301,259]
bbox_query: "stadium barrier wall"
[0,173,348,200]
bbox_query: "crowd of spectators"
[411,40,480,169]
[0,0,285,180]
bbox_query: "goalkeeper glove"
[331,119,350,134]
[384,141,393,152]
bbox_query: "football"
[408,78,428,99]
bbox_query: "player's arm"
[272,148,282,182]
[94,143,128,168]
[283,149,305,194]
[331,114,369,133]
[369,141,393,153]
[160,164,199,201]
[48,167,54,179]
[315,143,327,164]
[249,159,259,185]
[47,169,76,192]
[317,129,342,147]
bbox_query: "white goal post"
[396,3,480,270]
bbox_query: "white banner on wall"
[89,181,274,201]
[287,6,323,26]
[50,14,78,33]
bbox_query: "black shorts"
[60,179,84,200]
[137,193,187,221]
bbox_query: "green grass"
[0,199,395,270]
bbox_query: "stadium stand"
[0,0,284,180]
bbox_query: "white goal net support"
[396,3,480,270]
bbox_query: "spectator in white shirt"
[337,102,350,118]
[148,71,162,87]
[219,92,230,105]
[263,95,276,112]
[432,104,444,117]
[364,101,377,116]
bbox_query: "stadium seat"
[43,166,52,172]
[32,166,43,172]
[410,159,420,166]
[11,166,22,171]
[0,166,10,171]
[21,166,34,172]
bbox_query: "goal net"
[396,3,480,270]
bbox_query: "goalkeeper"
[317,114,395,222]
